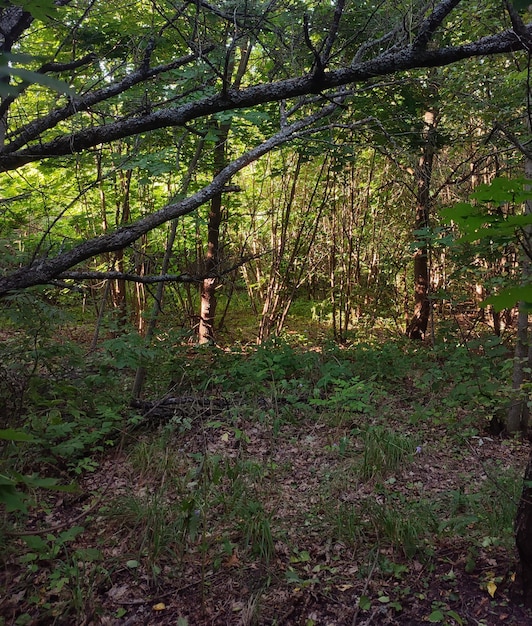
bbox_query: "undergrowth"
[0,308,526,624]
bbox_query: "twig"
[351,547,379,626]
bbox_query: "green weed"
[108,488,191,573]
[237,499,275,562]
[358,426,415,480]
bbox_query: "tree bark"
[198,124,228,344]
[407,108,438,340]
[506,137,532,433]
[515,453,532,607]
[198,41,250,344]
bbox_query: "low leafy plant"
[16,525,105,623]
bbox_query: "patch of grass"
[367,495,437,558]
[107,488,194,575]
[128,434,187,486]
[330,501,366,548]
[436,465,521,549]
[358,426,415,480]
[237,499,275,563]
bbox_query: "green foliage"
[311,376,383,418]
[0,426,76,513]
[441,177,532,310]
[15,524,106,623]
[0,56,74,97]
[8,0,58,22]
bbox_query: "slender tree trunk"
[513,111,532,605]
[198,41,251,344]
[406,108,438,340]
[132,138,205,398]
[515,454,532,607]
[198,124,227,344]
[111,167,132,325]
[507,153,532,433]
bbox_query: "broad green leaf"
[482,286,532,311]
[22,534,48,551]
[0,66,74,96]
[471,177,532,203]
[358,595,371,610]
[0,485,28,512]
[9,0,58,22]
[0,428,35,442]
[446,610,463,625]
[428,610,444,623]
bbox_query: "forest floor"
[2,334,532,625]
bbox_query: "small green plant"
[366,496,434,558]
[0,428,76,512]
[237,499,275,562]
[427,602,464,624]
[16,525,105,622]
[311,376,383,416]
[108,488,191,574]
[358,426,415,479]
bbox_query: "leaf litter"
[2,377,532,624]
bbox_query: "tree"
[406,105,439,340]
[0,1,530,298]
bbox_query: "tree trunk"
[198,42,251,344]
[132,138,205,398]
[198,124,227,344]
[516,453,532,607]
[406,108,438,340]
[506,149,532,433]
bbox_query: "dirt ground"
[2,403,532,625]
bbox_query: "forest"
[3,0,532,624]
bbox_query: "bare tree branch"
[504,0,532,51]
[56,271,202,284]
[412,0,462,50]
[0,24,528,172]
[3,47,214,153]
[55,251,263,286]
[0,98,344,296]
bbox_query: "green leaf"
[0,66,75,96]
[9,0,58,22]
[446,610,464,625]
[482,286,532,311]
[428,610,444,622]
[0,428,35,442]
[22,534,48,551]
[358,595,371,610]
[0,485,28,512]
